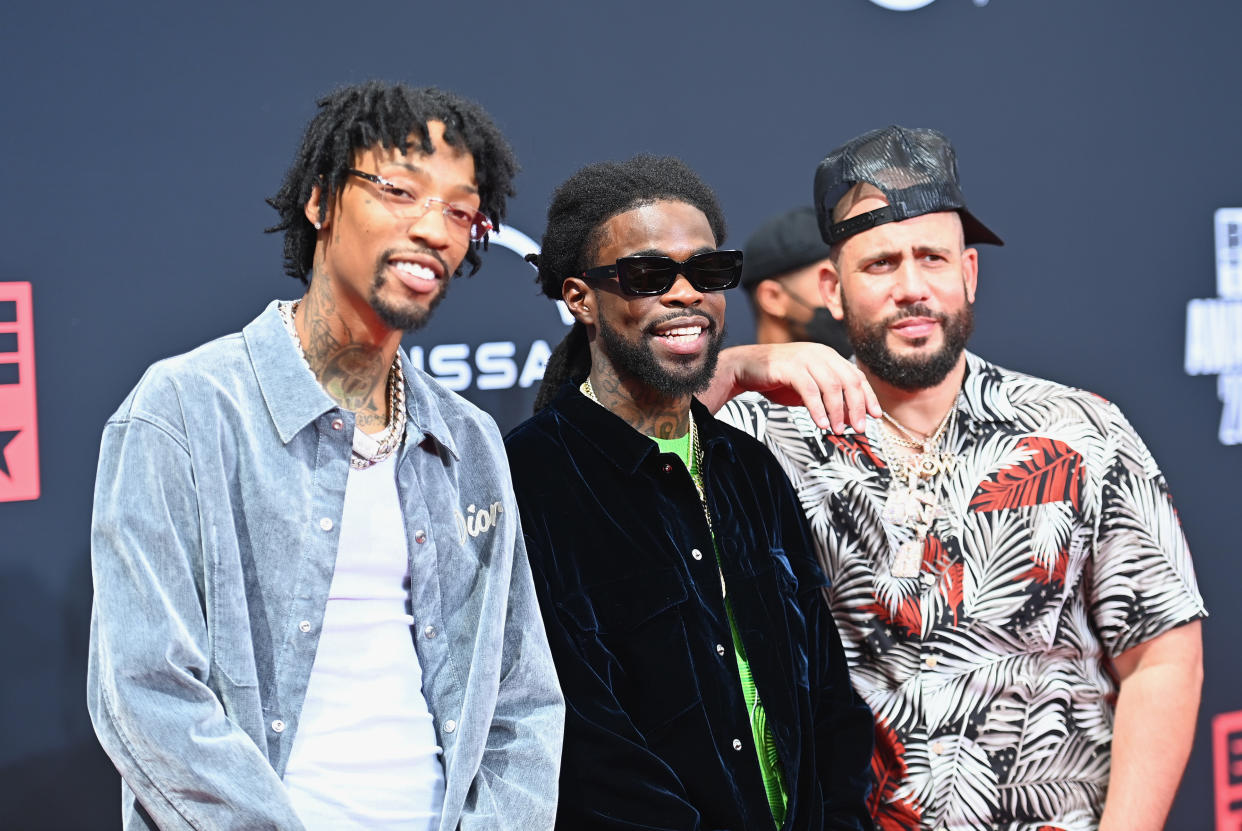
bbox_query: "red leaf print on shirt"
[969,436,1083,513]
[870,718,922,830]
[921,536,963,626]
[863,593,922,637]
[939,562,964,626]
[865,537,963,635]
[1021,547,1069,587]
[824,433,887,470]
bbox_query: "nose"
[407,202,451,249]
[661,272,703,307]
[892,259,931,304]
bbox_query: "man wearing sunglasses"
[87,81,563,830]
[506,155,875,830]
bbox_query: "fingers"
[727,342,882,434]
[845,365,881,429]
[788,369,833,432]
[801,354,878,434]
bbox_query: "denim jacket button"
[662,463,673,473]
[444,719,457,734]
[331,418,344,431]
[731,738,743,751]
[271,719,286,733]
[414,530,427,544]
[716,643,726,656]
[298,620,312,633]
[424,625,437,639]
[319,517,334,532]
[691,548,704,561]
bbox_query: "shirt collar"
[244,300,457,458]
[551,382,735,475]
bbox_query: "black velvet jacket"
[505,387,874,831]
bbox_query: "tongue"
[391,263,437,294]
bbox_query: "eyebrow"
[625,245,717,258]
[382,161,480,197]
[855,243,953,264]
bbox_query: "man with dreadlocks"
[87,81,563,830]
[505,155,875,830]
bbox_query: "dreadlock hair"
[531,154,727,413]
[266,81,518,283]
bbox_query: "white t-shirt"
[284,429,445,829]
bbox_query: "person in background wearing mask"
[741,206,852,357]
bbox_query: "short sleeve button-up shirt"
[721,353,1206,831]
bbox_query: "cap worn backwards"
[813,125,1003,247]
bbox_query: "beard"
[368,250,452,332]
[844,299,973,391]
[596,310,724,399]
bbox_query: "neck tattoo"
[581,378,724,597]
[280,299,406,469]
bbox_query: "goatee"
[844,300,973,391]
[369,251,451,332]
[596,311,723,399]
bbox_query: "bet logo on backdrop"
[0,282,40,503]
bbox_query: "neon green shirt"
[651,431,788,827]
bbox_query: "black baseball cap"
[740,206,833,288]
[814,125,1003,247]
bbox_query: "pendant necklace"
[878,404,958,578]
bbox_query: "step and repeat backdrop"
[2,1,1239,827]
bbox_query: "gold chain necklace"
[878,404,959,578]
[580,377,703,485]
[581,378,723,595]
[882,407,953,453]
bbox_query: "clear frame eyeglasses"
[346,169,493,241]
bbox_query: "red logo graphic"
[1215,709,1242,831]
[0,282,39,503]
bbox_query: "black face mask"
[779,285,853,358]
[798,306,853,358]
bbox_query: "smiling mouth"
[391,260,438,281]
[657,324,704,342]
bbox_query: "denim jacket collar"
[552,383,737,475]
[244,301,457,459]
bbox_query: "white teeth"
[661,326,702,339]
[392,261,436,280]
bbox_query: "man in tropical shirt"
[720,125,1206,831]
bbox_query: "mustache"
[885,304,948,325]
[643,310,719,335]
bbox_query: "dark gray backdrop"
[2,1,1237,827]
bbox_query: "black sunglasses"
[579,250,743,296]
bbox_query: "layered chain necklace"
[279,300,406,470]
[878,404,958,578]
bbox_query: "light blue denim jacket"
[87,301,563,831]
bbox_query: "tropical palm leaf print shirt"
[720,353,1206,831]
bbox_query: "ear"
[753,279,789,318]
[961,246,979,304]
[304,183,328,231]
[819,262,845,321]
[562,277,596,325]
